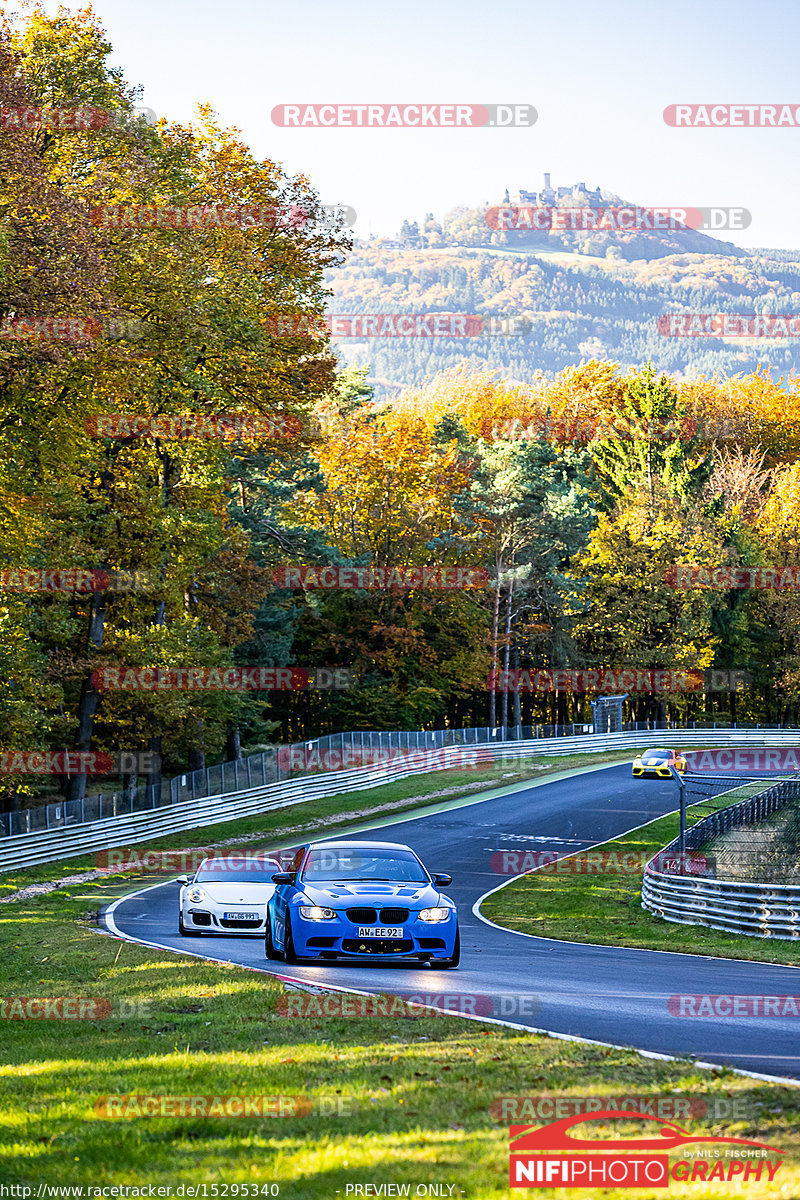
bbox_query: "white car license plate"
[224,911,259,920]
[358,926,403,938]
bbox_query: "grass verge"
[0,876,798,1197]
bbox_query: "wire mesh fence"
[680,773,800,883]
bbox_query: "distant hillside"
[325,204,800,399]
[433,199,747,261]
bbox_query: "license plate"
[224,911,259,920]
[358,926,403,938]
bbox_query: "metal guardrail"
[3,728,800,874]
[642,778,800,939]
[0,752,457,874]
[4,717,795,839]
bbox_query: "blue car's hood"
[295,881,445,908]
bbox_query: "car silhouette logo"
[510,1111,784,1154]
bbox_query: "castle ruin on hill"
[503,173,608,207]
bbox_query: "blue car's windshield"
[301,847,429,883]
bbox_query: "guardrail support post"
[670,764,687,867]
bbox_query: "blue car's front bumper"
[290,909,457,960]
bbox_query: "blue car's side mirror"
[433,873,452,887]
[271,872,293,885]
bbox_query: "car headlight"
[299,906,337,920]
[187,887,205,903]
[418,907,451,922]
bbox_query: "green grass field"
[3,756,799,1198]
[1,874,799,1198]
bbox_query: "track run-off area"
[102,761,800,1083]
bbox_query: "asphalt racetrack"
[103,762,800,1082]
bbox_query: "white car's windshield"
[301,847,429,883]
[194,861,279,883]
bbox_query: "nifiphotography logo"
[508,1110,783,1188]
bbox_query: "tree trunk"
[147,734,162,804]
[500,575,514,736]
[226,728,242,761]
[67,590,106,803]
[512,646,522,728]
[121,772,137,808]
[489,564,501,728]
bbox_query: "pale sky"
[5,0,799,248]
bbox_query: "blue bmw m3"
[265,839,460,968]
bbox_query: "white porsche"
[178,854,281,937]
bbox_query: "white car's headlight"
[187,887,205,903]
[418,907,450,922]
[299,906,337,920]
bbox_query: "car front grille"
[379,908,409,923]
[346,907,377,923]
[220,917,261,928]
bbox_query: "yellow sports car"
[632,747,687,778]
